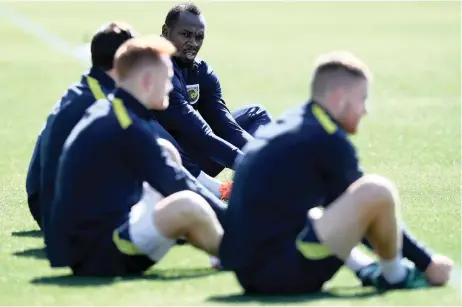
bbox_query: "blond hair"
[114,35,176,80]
[311,51,372,97]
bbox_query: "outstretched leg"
[153,190,223,256]
[126,186,223,264]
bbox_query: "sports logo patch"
[186,84,200,105]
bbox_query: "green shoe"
[372,261,429,290]
[357,262,380,287]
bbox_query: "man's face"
[144,55,174,110]
[337,79,368,134]
[163,11,206,63]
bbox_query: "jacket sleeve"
[153,76,243,169]
[316,133,364,205]
[126,124,227,224]
[197,65,253,149]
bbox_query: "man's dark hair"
[91,21,136,71]
[165,2,201,28]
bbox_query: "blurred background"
[0,1,460,305]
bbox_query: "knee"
[170,191,215,223]
[355,174,399,209]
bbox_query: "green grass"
[0,1,460,305]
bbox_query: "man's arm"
[317,133,364,205]
[126,124,227,224]
[153,77,243,169]
[149,120,202,178]
[197,66,253,149]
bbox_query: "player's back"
[39,69,115,233]
[220,101,360,270]
[39,86,94,229]
[46,99,144,267]
[26,81,90,228]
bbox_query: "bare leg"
[153,191,223,256]
[156,138,224,260]
[312,174,401,261]
[310,174,412,285]
[304,174,452,287]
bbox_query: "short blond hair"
[311,51,372,96]
[114,35,176,80]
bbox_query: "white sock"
[210,256,221,268]
[346,247,375,272]
[197,171,222,198]
[380,252,407,284]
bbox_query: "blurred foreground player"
[156,2,272,181]
[220,51,453,294]
[46,36,225,276]
[25,21,136,230]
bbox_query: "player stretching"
[155,2,272,186]
[46,36,224,276]
[219,51,453,293]
[26,22,136,230]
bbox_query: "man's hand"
[425,254,454,286]
[219,181,232,200]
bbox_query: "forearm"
[362,226,432,271]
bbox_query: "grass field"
[0,1,461,305]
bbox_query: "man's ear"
[330,87,347,112]
[141,69,153,93]
[161,24,169,38]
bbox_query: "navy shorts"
[71,236,155,277]
[71,186,179,277]
[71,229,155,277]
[234,218,344,294]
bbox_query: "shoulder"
[302,104,349,140]
[64,80,94,103]
[120,108,149,133]
[194,58,212,72]
[60,80,91,101]
[65,90,95,111]
[308,125,357,168]
[123,118,158,148]
[303,115,355,155]
[286,104,356,155]
[195,58,218,79]
[47,83,93,120]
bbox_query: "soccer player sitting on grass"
[219,51,453,294]
[26,20,231,237]
[154,2,272,187]
[25,21,136,230]
[45,36,225,276]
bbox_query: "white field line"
[0,3,90,65]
